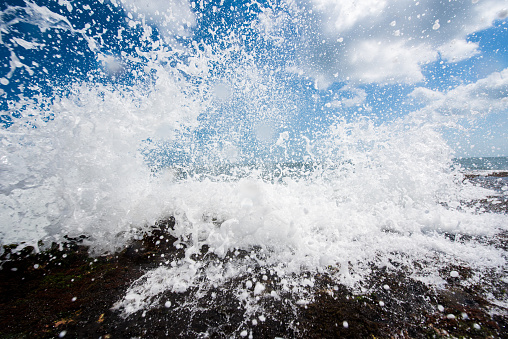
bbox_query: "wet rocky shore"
[1,174,507,338]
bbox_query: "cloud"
[119,0,196,38]
[462,0,508,34]
[340,87,367,108]
[438,39,480,63]
[348,40,437,84]
[312,0,388,33]
[292,0,506,87]
[325,86,368,108]
[411,68,508,117]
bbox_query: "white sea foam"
[0,0,507,319]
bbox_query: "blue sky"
[1,0,507,160]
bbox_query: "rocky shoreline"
[1,224,507,338]
[1,173,507,338]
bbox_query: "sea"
[454,157,508,172]
[0,0,507,319]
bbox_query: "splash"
[113,120,507,315]
[0,0,507,321]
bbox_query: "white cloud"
[349,40,437,84]
[325,86,368,108]
[410,87,445,104]
[463,0,508,34]
[438,39,480,63]
[120,0,196,38]
[340,87,367,107]
[312,0,387,33]
[411,68,508,117]
[292,0,506,87]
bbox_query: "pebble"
[450,270,459,278]
[343,321,349,328]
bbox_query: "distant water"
[454,157,508,171]
[172,157,508,183]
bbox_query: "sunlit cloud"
[348,40,437,84]
[312,0,388,33]
[325,86,368,109]
[462,0,508,34]
[295,0,506,87]
[438,39,480,63]
[119,0,196,38]
[411,68,508,117]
